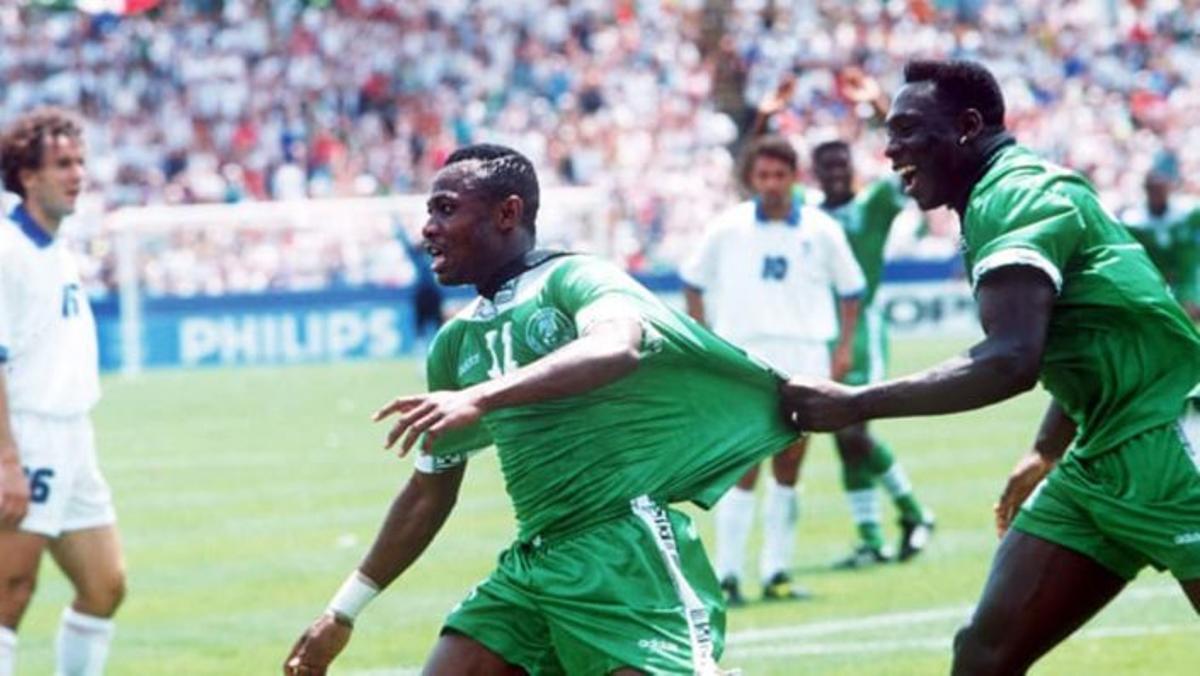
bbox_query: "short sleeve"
[419,326,491,465]
[0,243,15,363]
[679,223,722,292]
[862,178,906,234]
[969,188,1084,295]
[822,217,866,297]
[549,257,649,335]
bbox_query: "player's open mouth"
[425,243,447,272]
[895,164,918,194]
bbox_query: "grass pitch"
[16,338,1197,675]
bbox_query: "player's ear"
[495,195,524,233]
[957,109,984,146]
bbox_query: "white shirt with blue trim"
[0,205,99,417]
[680,199,865,343]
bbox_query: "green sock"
[857,520,885,550]
[843,459,884,548]
[870,442,928,523]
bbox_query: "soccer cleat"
[832,544,893,570]
[719,575,746,608]
[898,516,936,562]
[761,572,812,601]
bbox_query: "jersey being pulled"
[425,254,797,541]
[1120,200,1200,306]
[962,145,1200,459]
[679,201,864,344]
[821,179,905,305]
[0,205,100,417]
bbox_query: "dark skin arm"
[684,286,707,326]
[284,466,466,675]
[781,265,1056,430]
[994,401,1077,536]
[375,318,644,455]
[831,295,860,381]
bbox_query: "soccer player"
[1121,169,1200,319]
[781,59,1200,674]
[811,140,936,568]
[284,144,799,675]
[0,108,125,676]
[680,134,864,604]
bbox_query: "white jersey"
[0,205,100,417]
[680,200,865,344]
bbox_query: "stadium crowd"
[1,0,1197,295]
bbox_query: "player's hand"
[373,389,486,456]
[0,452,30,529]
[283,613,351,676]
[758,74,796,117]
[831,343,853,382]
[994,451,1054,538]
[841,66,882,104]
[779,377,863,432]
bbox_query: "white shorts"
[12,412,116,538]
[741,338,831,379]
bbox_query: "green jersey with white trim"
[962,145,1200,459]
[425,254,796,540]
[1121,201,1200,306]
[822,179,905,304]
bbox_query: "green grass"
[16,338,1197,675]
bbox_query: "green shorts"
[841,303,888,386]
[444,496,725,675]
[1013,404,1200,581]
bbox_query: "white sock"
[760,481,799,582]
[846,488,882,526]
[714,487,756,581]
[0,625,16,676]
[56,607,114,676]
[880,463,914,499]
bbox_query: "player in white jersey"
[0,108,124,676]
[682,135,865,604]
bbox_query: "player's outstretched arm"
[0,370,30,529]
[994,401,1076,536]
[375,317,643,455]
[284,465,466,676]
[782,265,1055,431]
[831,295,861,381]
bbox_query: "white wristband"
[327,570,380,625]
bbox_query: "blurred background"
[6,3,1200,674]
[5,0,1198,373]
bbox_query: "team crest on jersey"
[525,307,576,355]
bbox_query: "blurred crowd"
[1,0,1198,295]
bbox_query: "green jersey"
[425,254,796,541]
[962,145,1200,459]
[1121,201,1200,306]
[822,179,905,304]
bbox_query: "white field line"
[730,623,1194,659]
[345,583,1187,672]
[727,583,1180,645]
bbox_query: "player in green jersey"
[284,144,798,675]
[812,139,936,568]
[782,60,1200,674]
[1121,170,1200,319]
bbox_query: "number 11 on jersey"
[484,321,517,378]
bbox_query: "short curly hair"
[1,107,84,198]
[903,59,1006,127]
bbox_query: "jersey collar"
[9,203,54,248]
[754,194,801,226]
[476,249,573,300]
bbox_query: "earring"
[958,135,968,146]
